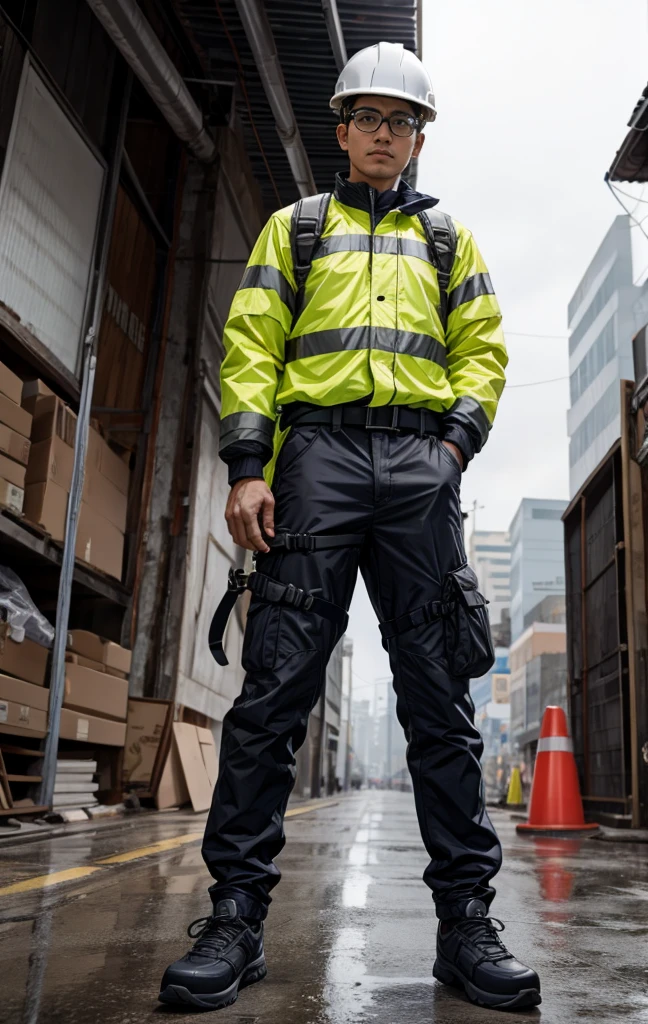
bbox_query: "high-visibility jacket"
[219,175,507,475]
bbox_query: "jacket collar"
[333,171,439,218]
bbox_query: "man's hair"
[339,94,422,125]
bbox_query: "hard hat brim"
[330,86,437,123]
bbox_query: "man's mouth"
[368,150,393,158]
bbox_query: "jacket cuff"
[228,456,265,486]
[442,425,473,466]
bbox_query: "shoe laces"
[186,910,243,958]
[455,915,513,964]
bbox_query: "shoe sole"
[433,956,541,1012]
[158,955,267,1010]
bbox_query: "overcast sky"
[347,0,648,695]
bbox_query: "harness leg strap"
[209,568,349,667]
[379,598,449,641]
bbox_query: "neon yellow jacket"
[219,176,507,476]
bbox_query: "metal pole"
[310,685,326,799]
[38,75,132,811]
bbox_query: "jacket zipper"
[369,187,375,279]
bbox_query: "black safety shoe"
[433,899,541,1011]
[159,898,267,1010]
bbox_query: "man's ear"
[336,123,349,152]
[412,131,426,159]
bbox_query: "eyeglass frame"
[344,106,422,138]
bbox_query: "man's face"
[336,94,426,181]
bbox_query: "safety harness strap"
[209,568,349,667]
[379,598,451,641]
[270,531,364,552]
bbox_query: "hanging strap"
[379,598,452,642]
[417,208,457,330]
[209,567,349,667]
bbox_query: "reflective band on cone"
[516,705,599,836]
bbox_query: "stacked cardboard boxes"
[21,381,130,580]
[0,622,49,739]
[59,630,132,747]
[0,361,32,515]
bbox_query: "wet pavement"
[0,791,647,1022]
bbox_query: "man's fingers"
[262,493,275,536]
[241,506,270,552]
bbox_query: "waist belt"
[280,402,443,436]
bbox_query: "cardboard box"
[83,458,128,532]
[0,423,30,465]
[76,503,124,579]
[59,707,126,746]
[0,361,23,406]
[22,378,54,408]
[28,394,77,446]
[23,479,68,539]
[67,630,132,674]
[123,699,170,787]
[0,392,31,438]
[89,429,130,496]
[0,697,47,734]
[63,662,128,721]
[0,623,48,685]
[0,673,49,712]
[65,652,106,673]
[0,479,23,515]
[26,434,74,489]
[0,452,26,489]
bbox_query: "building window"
[531,508,564,520]
[570,315,616,405]
[569,379,619,466]
[569,264,617,355]
[490,572,510,578]
[474,545,511,553]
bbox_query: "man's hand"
[225,478,275,552]
[441,440,465,471]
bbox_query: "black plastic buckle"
[365,407,401,434]
[283,583,314,610]
[227,567,248,594]
[282,533,315,553]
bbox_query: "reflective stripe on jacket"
[219,180,507,468]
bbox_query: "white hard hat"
[330,42,436,123]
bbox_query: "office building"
[469,530,511,631]
[509,498,568,643]
[567,215,639,496]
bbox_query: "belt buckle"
[228,567,248,594]
[364,407,400,433]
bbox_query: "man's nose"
[375,122,393,144]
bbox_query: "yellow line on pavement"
[0,799,338,898]
[285,799,339,818]
[0,865,102,897]
[96,831,203,864]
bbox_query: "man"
[160,42,541,1013]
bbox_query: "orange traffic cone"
[516,706,598,836]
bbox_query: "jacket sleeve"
[219,209,295,469]
[441,222,508,464]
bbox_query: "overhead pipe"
[321,0,347,72]
[232,0,317,198]
[85,0,216,163]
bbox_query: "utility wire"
[506,375,568,388]
[505,331,568,340]
[607,179,648,243]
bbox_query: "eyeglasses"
[346,107,420,138]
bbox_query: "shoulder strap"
[417,209,457,329]
[290,192,332,325]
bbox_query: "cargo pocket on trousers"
[442,563,495,678]
[241,599,281,673]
